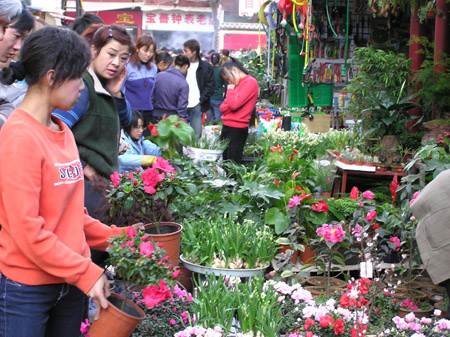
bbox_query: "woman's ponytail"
[1,61,26,85]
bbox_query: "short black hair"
[174,54,190,68]
[10,5,34,34]
[183,39,200,57]
[1,26,91,87]
[72,13,104,35]
[123,110,144,136]
[155,51,172,65]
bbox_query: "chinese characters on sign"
[93,11,143,27]
[143,12,214,32]
[239,0,266,17]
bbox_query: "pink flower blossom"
[126,227,136,238]
[110,171,120,188]
[316,223,346,243]
[292,172,301,179]
[437,318,450,330]
[390,236,401,251]
[126,240,134,247]
[311,200,328,213]
[352,224,363,237]
[350,186,359,200]
[413,191,420,199]
[180,311,189,323]
[172,269,180,279]
[362,190,374,200]
[80,318,90,335]
[366,210,377,222]
[141,167,165,194]
[288,195,301,208]
[169,319,176,325]
[128,171,133,180]
[153,157,175,174]
[139,241,155,257]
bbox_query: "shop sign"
[143,11,214,32]
[97,11,143,27]
[239,0,266,17]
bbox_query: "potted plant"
[180,215,277,274]
[312,158,337,198]
[146,114,195,159]
[184,134,229,162]
[89,227,179,337]
[108,157,189,265]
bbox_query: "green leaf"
[124,196,134,210]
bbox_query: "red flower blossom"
[304,318,315,331]
[350,186,359,200]
[172,269,180,279]
[151,126,159,137]
[390,174,399,205]
[142,279,173,308]
[141,167,165,194]
[110,171,120,188]
[334,318,345,335]
[311,200,329,213]
[366,210,377,222]
[319,315,334,328]
[153,157,174,174]
[126,227,136,238]
[273,178,281,186]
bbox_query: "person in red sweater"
[219,58,259,163]
[0,26,142,337]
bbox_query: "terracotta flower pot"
[300,245,317,265]
[278,244,299,264]
[89,293,145,337]
[397,305,434,319]
[144,222,182,266]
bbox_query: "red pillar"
[433,0,450,119]
[408,4,424,130]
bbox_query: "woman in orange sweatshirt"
[219,58,259,164]
[0,26,142,337]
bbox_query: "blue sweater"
[124,62,157,111]
[118,132,161,173]
[152,66,189,119]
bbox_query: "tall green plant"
[344,47,412,122]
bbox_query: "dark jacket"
[196,59,215,112]
[152,66,189,119]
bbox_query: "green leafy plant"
[312,159,337,193]
[181,215,277,269]
[108,158,189,233]
[146,115,195,159]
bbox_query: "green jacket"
[71,68,120,177]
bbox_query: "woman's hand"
[132,222,145,233]
[87,273,111,320]
[83,163,102,182]
[107,67,127,98]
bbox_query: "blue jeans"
[187,104,202,138]
[0,272,85,337]
[208,100,223,125]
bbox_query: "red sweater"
[0,109,124,294]
[220,75,259,128]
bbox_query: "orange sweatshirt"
[0,109,124,294]
[220,75,259,128]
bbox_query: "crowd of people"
[0,1,259,336]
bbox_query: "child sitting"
[119,110,161,173]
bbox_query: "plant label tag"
[360,261,373,278]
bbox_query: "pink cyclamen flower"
[181,311,189,324]
[362,190,374,200]
[366,210,377,222]
[139,241,155,257]
[126,226,136,238]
